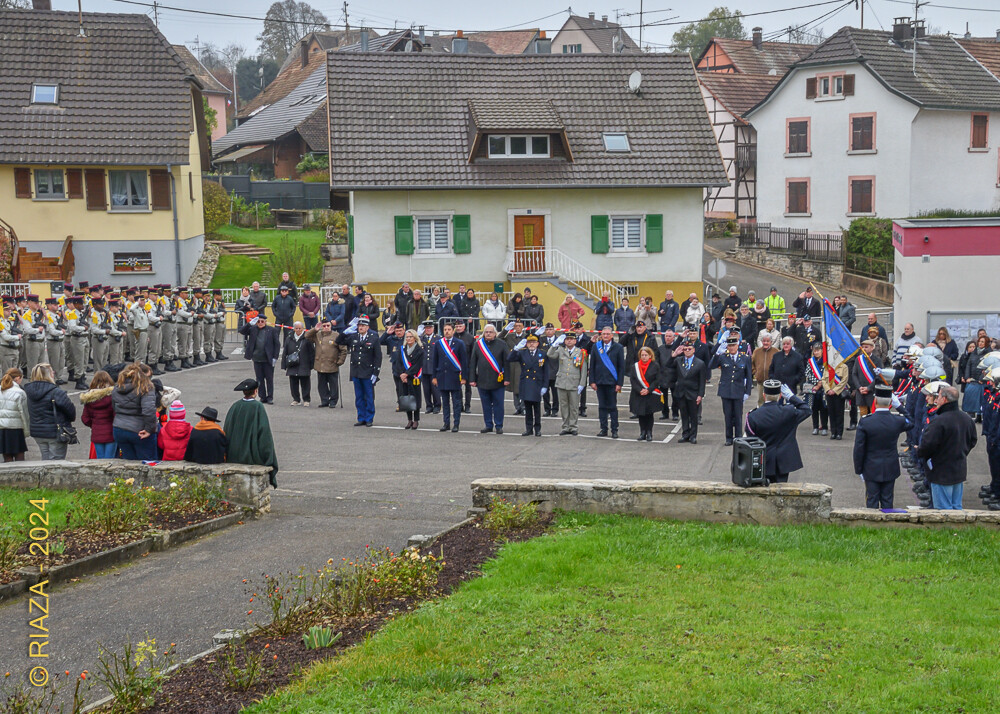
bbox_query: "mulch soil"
[141,513,553,714]
[0,506,239,586]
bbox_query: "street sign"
[707,258,727,281]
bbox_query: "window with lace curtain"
[108,170,148,210]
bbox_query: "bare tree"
[257,0,329,64]
[219,43,247,70]
[0,0,32,8]
[198,42,224,70]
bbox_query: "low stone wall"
[831,508,1000,528]
[471,478,833,526]
[735,247,843,287]
[0,460,272,513]
[841,273,894,303]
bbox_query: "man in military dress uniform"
[19,294,46,373]
[43,298,67,383]
[419,320,441,414]
[145,287,163,374]
[175,287,194,369]
[853,383,912,509]
[210,289,228,361]
[89,297,111,371]
[0,298,21,372]
[745,380,811,483]
[107,297,127,365]
[128,292,150,365]
[508,333,549,436]
[160,285,179,372]
[65,296,89,388]
[431,321,467,433]
[336,316,382,426]
[708,334,754,445]
[191,287,208,365]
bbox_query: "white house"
[747,23,1000,233]
[550,13,638,55]
[327,53,726,306]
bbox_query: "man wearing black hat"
[0,298,21,372]
[184,406,228,464]
[453,319,475,412]
[20,294,46,372]
[43,297,67,383]
[175,287,194,369]
[65,296,89,388]
[239,313,281,404]
[672,339,707,443]
[853,384,912,508]
[145,286,163,375]
[419,321,441,414]
[210,289,228,361]
[88,297,111,371]
[191,287,209,366]
[225,379,278,488]
[508,333,548,436]
[745,380,811,483]
[708,334,754,445]
[336,316,382,426]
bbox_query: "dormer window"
[31,84,59,105]
[603,133,630,152]
[487,135,550,158]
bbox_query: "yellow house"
[0,8,208,285]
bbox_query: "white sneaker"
[303,402,310,407]
[290,401,300,406]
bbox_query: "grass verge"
[248,512,1000,713]
[0,487,76,534]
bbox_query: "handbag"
[285,350,301,367]
[51,399,79,445]
[398,394,418,412]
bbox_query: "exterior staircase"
[505,247,625,308]
[12,235,74,282]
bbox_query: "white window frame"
[603,133,631,152]
[31,83,59,105]
[487,135,550,159]
[413,214,452,256]
[609,215,645,255]
[33,169,65,200]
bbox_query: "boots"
[165,360,180,372]
[148,362,164,376]
[180,358,193,369]
[215,351,229,361]
[204,353,217,363]
[192,355,205,367]
[73,375,89,390]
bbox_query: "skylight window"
[603,133,630,152]
[31,84,59,105]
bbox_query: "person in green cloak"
[224,378,279,488]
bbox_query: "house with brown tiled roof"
[0,8,208,285]
[328,52,726,303]
[173,45,231,141]
[551,13,638,54]
[696,28,816,222]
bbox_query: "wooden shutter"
[452,214,471,254]
[591,215,609,254]
[645,214,663,253]
[84,169,106,210]
[14,168,31,198]
[394,215,414,255]
[972,115,989,149]
[150,169,171,210]
[66,169,83,198]
[843,74,855,96]
[805,77,817,99]
[851,179,872,214]
[347,214,354,254]
[788,182,807,214]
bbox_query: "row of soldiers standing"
[0,283,229,389]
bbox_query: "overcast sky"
[52,0,1000,55]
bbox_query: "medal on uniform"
[476,337,503,382]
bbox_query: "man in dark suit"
[469,323,509,434]
[792,286,821,319]
[794,315,821,356]
[508,333,549,436]
[853,384,913,509]
[657,329,679,420]
[769,336,805,394]
[238,314,281,404]
[431,322,468,433]
[745,380,811,483]
[709,334,754,445]
[419,321,441,414]
[589,326,626,438]
[673,339,707,443]
[336,316,383,426]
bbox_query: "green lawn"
[209,226,326,289]
[0,487,78,535]
[250,513,1000,713]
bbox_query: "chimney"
[33,0,52,8]
[996,28,1000,42]
[892,17,913,45]
[601,15,608,24]
[418,25,425,44]
[752,26,762,50]
[588,12,595,20]
[360,28,369,52]
[534,30,551,54]
[300,39,309,68]
[452,30,468,54]
[913,19,926,39]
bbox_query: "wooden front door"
[514,215,545,273]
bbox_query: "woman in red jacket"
[81,371,116,459]
[158,400,192,461]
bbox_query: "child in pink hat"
[158,400,192,461]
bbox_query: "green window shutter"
[347,214,354,254]
[645,214,663,253]
[394,215,414,255]
[452,214,471,254]
[591,215,609,254]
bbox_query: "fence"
[739,223,844,262]
[844,253,893,281]
[206,175,331,211]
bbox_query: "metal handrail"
[506,247,625,303]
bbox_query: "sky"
[50,0,1000,56]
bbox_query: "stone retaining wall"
[0,460,272,513]
[735,247,844,287]
[471,478,833,526]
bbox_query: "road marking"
[662,422,682,443]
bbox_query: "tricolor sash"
[808,357,823,381]
[596,340,617,381]
[439,338,462,370]
[633,362,662,395]
[476,338,504,382]
[401,348,421,382]
[858,354,876,385]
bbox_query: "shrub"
[203,180,229,235]
[262,234,323,286]
[0,508,21,572]
[160,476,226,514]
[845,217,893,260]
[70,479,150,535]
[299,169,329,183]
[96,637,175,714]
[214,643,274,691]
[312,209,347,240]
[483,497,540,539]
[295,153,328,174]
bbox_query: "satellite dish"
[404,39,414,52]
[628,70,642,93]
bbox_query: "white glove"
[535,326,546,336]
[873,368,882,376]
[716,341,727,355]
[742,393,749,402]
[577,385,584,394]
[891,393,901,409]
[271,358,277,367]
[554,334,566,346]
[504,321,515,332]
[249,316,260,326]
[540,387,548,396]
[370,375,378,385]
[927,458,933,471]
[515,339,527,350]
[780,384,794,400]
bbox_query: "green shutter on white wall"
[394,215,414,255]
[645,214,663,253]
[347,214,354,254]
[591,215,609,254]
[452,215,471,254]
